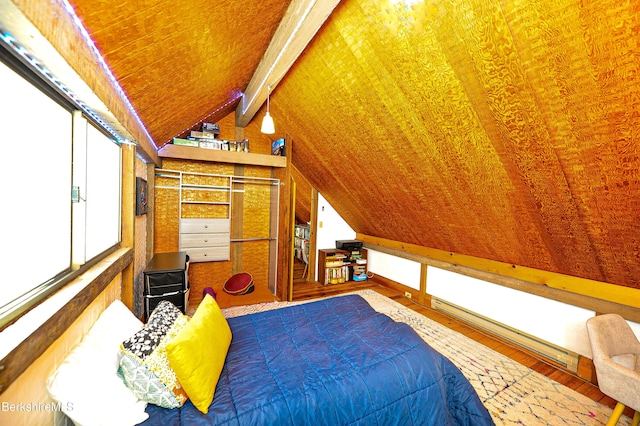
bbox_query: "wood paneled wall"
[292,164,312,225]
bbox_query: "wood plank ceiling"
[15,0,639,292]
[275,0,640,290]
[65,0,293,147]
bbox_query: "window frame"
[0,42,123,330]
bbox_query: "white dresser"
[180,218,230,262]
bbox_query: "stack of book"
[188,122,221,147]
[327,266,348,285]
[324,252,348,285]
[350,250,368,281]
[172,122,249,152]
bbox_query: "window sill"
[0,247,133,394]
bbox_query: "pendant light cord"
[267,85,271,112]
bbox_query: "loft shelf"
[158,144,287,168]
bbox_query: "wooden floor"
[290,260,628,418]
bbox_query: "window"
[0,49,122,328]
[73,113,122,264]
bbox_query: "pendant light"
[261,85,275,134]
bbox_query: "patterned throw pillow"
[119,301,190,408]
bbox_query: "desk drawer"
[144,288,190,320]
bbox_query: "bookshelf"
[318,248,368,285]
[294,225,310,264]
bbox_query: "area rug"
[222,289,631,426]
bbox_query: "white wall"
[314,196,422,290]
[315,193,356,277]
[364,243,597,354]
[367,250,421,290]
[427,267,595,356]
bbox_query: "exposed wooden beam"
[235,0,341,128]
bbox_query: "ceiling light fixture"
[261,85,275,134]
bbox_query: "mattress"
[141,294,493,425]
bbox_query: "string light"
[0,30,126,143]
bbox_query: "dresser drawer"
[180,233,228,248]
[181,218,230,234]
[145,282,185,296]
[184,245,230,262]
[142,252,188,321]
[145,271,185,288]
[144,288,190,320]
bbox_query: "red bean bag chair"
[223,273,254,295]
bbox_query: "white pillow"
[47,300,149,426]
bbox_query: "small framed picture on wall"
[136,177,148,215]
[271,138,285,156]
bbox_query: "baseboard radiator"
[431,297,579,373]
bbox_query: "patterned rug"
[221,289,630,426]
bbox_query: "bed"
[139,294,493,425]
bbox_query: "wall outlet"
[404,291,412,299]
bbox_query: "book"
[190,131,218,139]
[172,137,199,147]
[326,253,347,259]
[198,140,225,150]
[327,266,347,284]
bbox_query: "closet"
[153,160,280,306]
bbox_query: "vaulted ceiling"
[65,0,293,147]
[7,0,640,292]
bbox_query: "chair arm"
[597,358,640,411]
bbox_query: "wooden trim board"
[159,143,287,167]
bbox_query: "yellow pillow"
[166,294,232,414]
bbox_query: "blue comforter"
[141,294,493,425]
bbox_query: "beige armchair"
[586,313,640,426]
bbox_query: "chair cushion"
[223,273,254,295]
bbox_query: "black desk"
[143,252,189,320]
